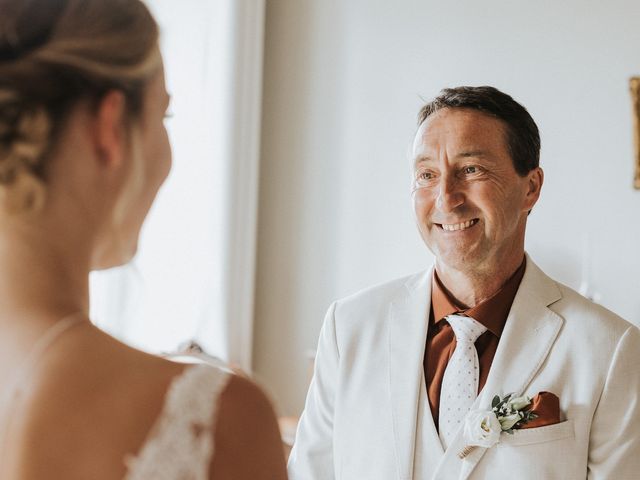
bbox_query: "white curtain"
[90,0,265,372]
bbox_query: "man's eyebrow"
[456,150,487,158]
[413,155,432,167]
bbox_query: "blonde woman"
[0,0,287,478]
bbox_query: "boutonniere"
[458,393,538,459]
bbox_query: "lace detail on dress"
[124,364,231,480]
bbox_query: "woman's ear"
[93,90,127,169]
[523,166,544,212]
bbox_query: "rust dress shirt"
[424,259,526,431]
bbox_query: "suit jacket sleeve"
[588,325,640,479]
[288,302,339,480]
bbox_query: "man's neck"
[435,254,525,309]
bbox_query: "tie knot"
[446,314,487,344]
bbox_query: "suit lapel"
[432,256,564,480]
[388,268,441,480]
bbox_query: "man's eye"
[417,170,434,180]
[463,166,478,174]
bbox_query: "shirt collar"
[431,258,527,337]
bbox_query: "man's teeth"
[441,219,477,231]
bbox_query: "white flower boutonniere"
[458,393,538,459]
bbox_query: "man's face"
[411,108,542,276]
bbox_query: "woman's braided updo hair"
[0,0,160,213]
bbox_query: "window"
[90,0,264,371]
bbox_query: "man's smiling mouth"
[437,219,479,232]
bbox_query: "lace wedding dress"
[124,363,231,479]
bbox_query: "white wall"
[253,0,640,416]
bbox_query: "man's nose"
[436,176,464,212]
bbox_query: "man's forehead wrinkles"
[414,150,494,167]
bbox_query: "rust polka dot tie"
[438,314,487,450]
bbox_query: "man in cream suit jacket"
[288,86,640,479]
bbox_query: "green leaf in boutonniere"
[459,393,539,458]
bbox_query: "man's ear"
[523,167,544,212]
[93,90,127,169]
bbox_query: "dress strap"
[0,312,86,464]
[8,313,86,397]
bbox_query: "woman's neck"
[0,223,90,325]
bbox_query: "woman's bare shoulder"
[15,323,188,479]
[35,322,187,406]
[13,324,286,479]
[210,374,288,480]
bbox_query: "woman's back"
[0,320,286,480]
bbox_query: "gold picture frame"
[631,77,640,189]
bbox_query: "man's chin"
[436,249,484,272]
